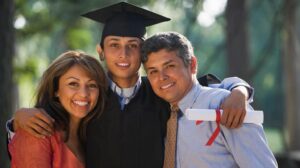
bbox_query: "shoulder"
[10,129,60,150]
[200,86,230,98]
[198,86,230,108]
[11,129,51,144]
[139,76,157,98]
[141,76,151,87]
[9,129,63,155]
[9,129,57,167]
[197,74,221,86]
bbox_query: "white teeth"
[73,101,88,106]
[117,63,129,67]
[161,83,174,89]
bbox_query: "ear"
[190,56,197,74]
[96,44,105,61]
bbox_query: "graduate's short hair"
[141,32,194,67]
[35,51,108,144]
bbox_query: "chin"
[160,97,173,103]
[74,112,89,119]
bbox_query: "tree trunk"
[283,0,300,152]
[225,0,250,81]
[0,0,15,167]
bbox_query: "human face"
[101,36,142,86]
[57,65,99,122]
[144,49,196,105]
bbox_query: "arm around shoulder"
[217,77,254,102]
[13,107,55,138]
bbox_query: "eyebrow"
[106,38,139,43]
[67,77,79,80]
[146,59,173,70]
[127,39,139,43]
[163,60,174,66]
[107,38,120,41]
[66,77,95,82]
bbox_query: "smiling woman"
[8,51,108,168]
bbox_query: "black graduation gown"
[86,77,170,168]
[85,74,219,168]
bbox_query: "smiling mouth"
[160,82,175,90]
[116,63,130,67]
[73,100,89,107]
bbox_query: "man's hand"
[13,108,55,138]
[220,86,249,128]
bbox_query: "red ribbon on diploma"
[194,109,221,146]
[206,109,221,146]
[195,120,203,125]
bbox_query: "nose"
[119,46,129,58]
[78,86,89,98]
[159,70,168,81]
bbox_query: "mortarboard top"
[82,2,170,46]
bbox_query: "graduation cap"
[82,2,170,46]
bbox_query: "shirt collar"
[177,80,202,114]
[109,76,142,99]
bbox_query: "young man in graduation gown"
[81,4,253,167]
[142,32,277,168]
[7,2,255,168]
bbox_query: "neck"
[170,78,196,106]
[65,118,84,164]
[68,118,80,139]
[109,73,139,88]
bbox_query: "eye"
[148,70,158,75]
[110,43,119,48]
[68,82,79,87]
[128,43,139,49]
[166,64,175,69]
[88,83,98,89]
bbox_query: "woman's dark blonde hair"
[35,50,108,144]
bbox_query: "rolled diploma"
[185,109,264,124]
